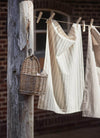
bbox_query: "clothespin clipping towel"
[37,12,43,23]
[90,18,94,28]
[76,17,82,26]
[46,12,55,23]
[82,20,86,32]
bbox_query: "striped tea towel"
[38,20,84,114]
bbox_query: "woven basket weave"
[19,55,47,95]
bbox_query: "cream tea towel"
[38,20,84,114]
[82,26,100,118]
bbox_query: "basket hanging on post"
[19,55,47,95]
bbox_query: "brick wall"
[0,1,7,138]
[0,0,100,138]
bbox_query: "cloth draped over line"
[38,20,84,114]
[82,26,100,118]
[18,1,34,56]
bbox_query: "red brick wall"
[0,0,100,138]
[0,1,7,138]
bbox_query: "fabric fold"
[38,20,84,114]
[82,26,100,118]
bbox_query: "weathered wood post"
[7,0,34,138]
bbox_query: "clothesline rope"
[34,16,100,28]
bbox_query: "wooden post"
[7,0,34,138]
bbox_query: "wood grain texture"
[7,0,34,138]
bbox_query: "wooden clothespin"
[49,12,55,20]
[46,12,55,23]
[82,20,86,32]
[36,12,43,23]
[90,18,94,28]
[76,17,82,25]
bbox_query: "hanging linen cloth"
[38,20,84,114]
[82,26,100,118]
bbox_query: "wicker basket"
[19,55,47,95]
